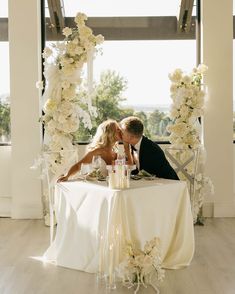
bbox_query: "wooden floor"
[0,218,235,294]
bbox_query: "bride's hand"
[123,141,130,149]
[57,175,69,182]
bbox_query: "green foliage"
[134,111,151,138]
[93,70,132,125]
[147,110,171,140]
[74,70,172,142]
[74,70,134,141]
[0,101,11,139]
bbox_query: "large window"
[0,0,10,144]
[93,40,195,140]
[44,0,196,141]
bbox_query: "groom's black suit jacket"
[133,136,179,180]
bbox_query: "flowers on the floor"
[120,237,165,293]
[167,64,214,222]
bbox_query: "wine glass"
[80,163,90,181]
[92,155,102,174]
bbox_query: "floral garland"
[167,65,214,222]
[39,12,104,175]
[120,237,165,293]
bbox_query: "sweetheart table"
[44,178,194,273]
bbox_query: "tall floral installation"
[35,12,104,223]
[167,64,214,223]
[41,12,103,173]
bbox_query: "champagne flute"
[92,155,102,178]
[80,163,90,181]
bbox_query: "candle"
[108,170,116,189]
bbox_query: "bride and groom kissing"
[58,116,179,182]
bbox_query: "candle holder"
[106,243,117,290]
[96,230,106,284]
[106,165,133,189]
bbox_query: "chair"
[42,148,79,244]
[165,147,200,219]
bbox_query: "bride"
[57,119,133,182]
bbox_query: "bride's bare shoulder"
[90,147,105,155]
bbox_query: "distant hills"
[1,93,235,111]
[121,103,170,113]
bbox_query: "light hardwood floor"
[0,218,235,294]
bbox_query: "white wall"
[201,0,235,216]
[8,0,43,218]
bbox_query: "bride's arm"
[57,150,96,182]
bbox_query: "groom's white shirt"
[133,136,143,169]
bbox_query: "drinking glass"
[92,155,102,172]
[80,163,90,181]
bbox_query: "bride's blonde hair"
[88,119,119,151]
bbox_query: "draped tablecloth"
[44,178,194,272]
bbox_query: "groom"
[119,116,179,180]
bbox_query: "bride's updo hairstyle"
[88,119,119,151]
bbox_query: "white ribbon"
[87,47,94,98]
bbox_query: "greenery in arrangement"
[0,99,10,141]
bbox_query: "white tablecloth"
[44,178,194,273]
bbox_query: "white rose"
[42,47,53,59]
[179,105,190,118]
[197,64,208,74]
[79,26,93,39]
[182,75,191,85]
[62,27,72,37]
[75,12,87,25]
[95,34,104,44]
[44,98,58,113]
[169,122,189,137]
[168,68,183,82]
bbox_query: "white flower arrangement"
[167,64,208,149]
[39,12,104,175]
[120,237,165,293]
[167,64,214,223]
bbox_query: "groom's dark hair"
[120,116,144,137]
